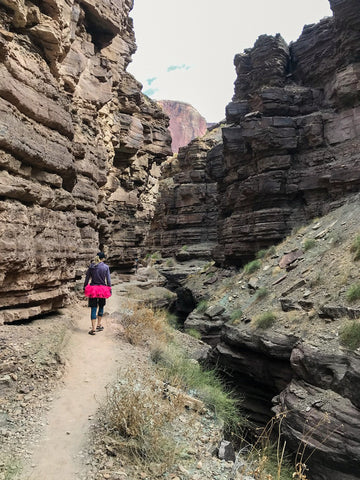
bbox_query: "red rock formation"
[157,100,207,153]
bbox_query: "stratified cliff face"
[147,126,223,260]
[218,0,360,265]
[0,0,171,323]
[157,100,207,153]
[149,0,360,267]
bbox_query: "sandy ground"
[20,290,132,480]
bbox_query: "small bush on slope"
[340,321,360,350]
[350,234,360,261]
[256,311,277,329]
[346,283,360,303]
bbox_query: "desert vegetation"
[255,311,277,329]
[101,304,244,474]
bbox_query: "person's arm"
[106,265,111,287]
[84,267,91,290]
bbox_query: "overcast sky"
[128,0,332,123]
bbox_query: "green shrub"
[152,343,244,432]
[1,458,21,480]
[255,287,268,300]
[303,238,316,251]
[256,249,268,259]
[195,300,208,313]
[230,308,243,322]
[339,321,360,350]
[256,246,276,260]
[346,283,360,303]
[350,235,360,261]
[165,257,175,267]
[166,311,179,328]
[256,311,276,329]
[185,328,201,339]
[244,259,261,274]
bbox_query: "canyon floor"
[0,284,241,480]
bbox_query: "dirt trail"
[21,290,130,480]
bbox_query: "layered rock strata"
[0,0,171,323]
[217,0,360,264]
[157,100,207,153]
[147,127,223,260]
[148,0,360,267]
[189,196,360,480]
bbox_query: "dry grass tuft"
[102,367,184,467]
[120,302,172,347]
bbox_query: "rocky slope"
[145,1,360,478]
[148,0,360,267]
[0,0,171,324]
[156,194,360,480]
[157,100,207,153]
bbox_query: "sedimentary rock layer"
[147,127,223,260]
[149,0,360,267]
[0,0,171,323]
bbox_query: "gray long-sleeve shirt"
[84,262,111,289]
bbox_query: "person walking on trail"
[84,252,112,335]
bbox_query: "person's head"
[93,251,106,264]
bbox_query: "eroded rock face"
[157,100,207,153]
[0,0,171,323]
[149,1,360,267]
[204,196,360,480]
[217,2,360,265]
[147,127,223,260]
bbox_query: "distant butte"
[158,100,208,153]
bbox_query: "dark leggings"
[88,298,106,320]
[91,305,104,320]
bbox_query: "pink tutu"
[84,285,112,298]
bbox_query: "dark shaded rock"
[184,312,226,346]
[290,342,360,409]
[319,305,360,320]
[209,324,299,423]
[279,298,299,312]
[218,440,236,462]
[273,379,360,480]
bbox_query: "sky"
[128,0,333,123]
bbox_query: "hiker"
[84,252,112,335]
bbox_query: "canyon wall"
[148,0,360,266]
[157,100,207,153]
[147,126,223,260]
[148,1,360,479]
[0,0,171,323]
